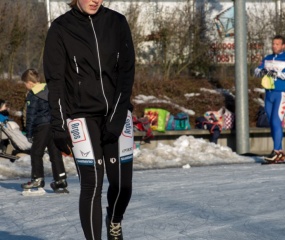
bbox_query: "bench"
[134,128,279,154]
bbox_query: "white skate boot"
[21,178,46,196]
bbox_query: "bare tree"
[138,0,213,80]
[8,14,27,79]
[0,0,47,80]
[122,1,144,63]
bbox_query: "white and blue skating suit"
[255,52,285,150]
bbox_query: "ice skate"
[276,151,285,162]
[272,153,285,164]
[106,216,123,240]
[50,179,69,194]
[263,151,285,164]
[264,150,280,161]
[21,178,46,196]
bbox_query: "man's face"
[77,0,103,15]
[272,39,285,54]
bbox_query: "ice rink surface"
[1,163,285,240]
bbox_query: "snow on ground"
[0,135,261,180]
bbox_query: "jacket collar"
[71,4,104,20]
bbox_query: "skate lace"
[109,222,122,237]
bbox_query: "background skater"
[255,35,285,163]
[21,69,68,195]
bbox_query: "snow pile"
[133,135,258,169]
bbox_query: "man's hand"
[267,70,277,78]
[53,130,73,155]
[255,68,267,78]
[260,69,268,77]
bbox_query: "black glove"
[267,70,277,78]
[101,128,119,145]
[53,130,73,155]
[260,68,268,77]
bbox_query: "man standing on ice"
[255,35,285,162]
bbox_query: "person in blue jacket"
[255,35,285,161]
[0,100,9,123]
[0,99,10,152]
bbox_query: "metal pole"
[234,0,249,154]
[46,0,51,28]
[276,0,281,20]
[277,0,281,15]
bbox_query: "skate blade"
[22,188,46,196]
[262,160,285,165]
[53,188,70,194]
[264,157,278,161]
[262,161,274,165]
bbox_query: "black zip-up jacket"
[43,5,135,137]
[25,84,51,138]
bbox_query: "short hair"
[68,0,77,8]
[21,69,40,83]
[273,35,285,44]
[0,99,5,108]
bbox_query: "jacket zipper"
[73,56,79,74]
[110,93,121,122]
[73,56,81,88]
[89,16,108,116]
[115,52,119,69]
